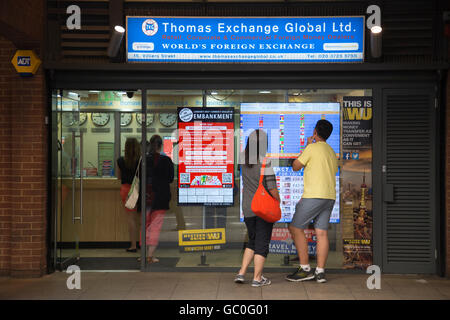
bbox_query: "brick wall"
[0,35,47,277]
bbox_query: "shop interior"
[51,88,372,271]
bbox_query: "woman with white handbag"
[117,138,141,253]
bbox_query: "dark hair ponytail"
[124,138,140,169]
[244,129,268,168]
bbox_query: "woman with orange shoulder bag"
[235,129,281,287]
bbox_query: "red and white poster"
[177,107,234,206]
[163,136,177,160]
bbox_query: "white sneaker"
[251,276,271,287]
[234,274,245,284]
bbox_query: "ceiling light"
[371,26,382,34]
[211,91,218,95]
[107,25,125,58]
[370,27,383,58]
[114,25,125,33]
[259,90,271,94]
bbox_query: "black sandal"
[126,248,137,253]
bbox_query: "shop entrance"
[51,90,83,270]
[50,90,143,271]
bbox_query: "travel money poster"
[269,228,317,256]
[341,96,373,269]
[177,107,234,206]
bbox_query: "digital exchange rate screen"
[239,103,340,223]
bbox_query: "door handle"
[72,132,76,224]
[72,132,83,224]
[79,132,83,224]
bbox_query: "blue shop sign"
[126,16,365,63]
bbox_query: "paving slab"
[0,272,449,300]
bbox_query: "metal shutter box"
[382,88,437,274]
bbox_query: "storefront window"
[146,89,373,270]
[53,88,372,271]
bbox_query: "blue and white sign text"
[127,16,365,63]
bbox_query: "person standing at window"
[235,129,280,287]
[117,138,141,252]
[140,135,174,264]
[286,120,338,283]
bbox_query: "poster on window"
[341,96,373,269]
[269,228,317,256]
[177,107,234,206]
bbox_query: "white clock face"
[159,113,177,127]
[62,112,75,127]
[78,112,87,126]
[91,113,110,126]
[120,113,133,127]
[136,113,154,126]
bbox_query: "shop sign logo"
[342,98,372,121]
[66,265,81,290]
[142,19,158,36]
[179,108,193,122]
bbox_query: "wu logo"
[344,108,372,121]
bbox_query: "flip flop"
[137,257,160,263]
[147,257,159,264]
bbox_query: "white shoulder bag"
[125,157,142,210]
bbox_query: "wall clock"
[159,113,177,127]
[136,112,154,126]
[91,113,110,126]
[78,112,87,126]
[120,113,133,127]
[62,112,75,127]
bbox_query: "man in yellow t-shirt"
[285,119,338,284]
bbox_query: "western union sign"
[178,228,226,246]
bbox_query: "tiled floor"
[0,272,449,300]
[60,248,344,268]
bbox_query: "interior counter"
[57,178,181,243]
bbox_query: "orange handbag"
[251,158,282,223]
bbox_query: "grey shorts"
[290,198,335,231]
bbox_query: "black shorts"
[244,216,274,258]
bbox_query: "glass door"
[52,90,84,270]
